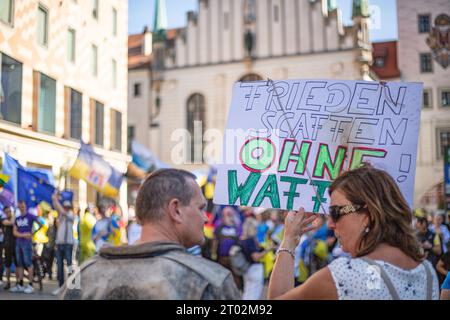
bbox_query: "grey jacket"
[59,241,241,300]
[55,211,74,245]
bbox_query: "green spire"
[153,0,168,43]
[352,0,370,18]
[328,0,337,11]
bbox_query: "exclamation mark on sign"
[397,154,411,183]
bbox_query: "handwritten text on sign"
[213,80,423,212]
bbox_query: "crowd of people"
[193,204,450,299]
[1,166,450,299]
[0,193,141,295]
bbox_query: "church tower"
[352,0,373,79]
[151,0,168,126]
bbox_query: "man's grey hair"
[135,169,197,223]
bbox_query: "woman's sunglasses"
[328,204,364,223]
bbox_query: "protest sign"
[213,79,423,213]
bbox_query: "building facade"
[128,0,373,178]
[0,0,129,210]
[396,0,450,209]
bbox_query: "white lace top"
[328,257,439,300]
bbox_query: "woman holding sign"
[268,164,440,300]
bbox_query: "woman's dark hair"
[416,217,428,228]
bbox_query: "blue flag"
[131,140,171,171]
[26,168,55,186]
[2,153,23,199]
[59,189,74,203]
[131,140,155,171]
[17,168,55,209]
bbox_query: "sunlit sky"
[128,0,398,42]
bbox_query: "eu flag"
[17,168,55,209]
[26,168,55,186]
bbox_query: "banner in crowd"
[213,79,423,212]
[1,154,74,208]
[131,140,171,171]
[17,168,55,208]
[69,142,123,197]
[2,153,56,207]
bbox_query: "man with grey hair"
[59,169,240,300]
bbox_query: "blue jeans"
[15,241,33,268]
[55,244,73,287]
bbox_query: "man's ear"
[167,198,183,223]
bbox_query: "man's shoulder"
[77,242,232,285]
[60,243,239,300]
[141,251,240,299]
[164,250,233,286]
[59,256,101,299]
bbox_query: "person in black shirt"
[415,217,442,266]
[0,206,16,290]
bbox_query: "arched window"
[239,73,263,82]
[186,93,206,163]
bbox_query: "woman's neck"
[364,243,420,270]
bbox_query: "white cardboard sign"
[213,79,423,213]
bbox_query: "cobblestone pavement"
[0,276,59,300]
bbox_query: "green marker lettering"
[278,140,312,174]
[349,148,387,170]
[252,174,280,208]
[280,176,308,210]
[228,170,260,205]
[310,179,332,213]
[313,145,346,179]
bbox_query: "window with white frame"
[418,14,431,33]
[0,0,14,25]
[437,128,450,159]
[420,53,433,73]
[37,4,48,47]
[441,88,450,108]
[68,28,76,62]
[423,89,432,109]
[112,7,117,36]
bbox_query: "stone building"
[128,0,373,179]
[396,0,450,209]
[0,0,129,210]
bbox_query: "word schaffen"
[214,79,423,212]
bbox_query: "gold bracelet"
[276,248,295,260]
